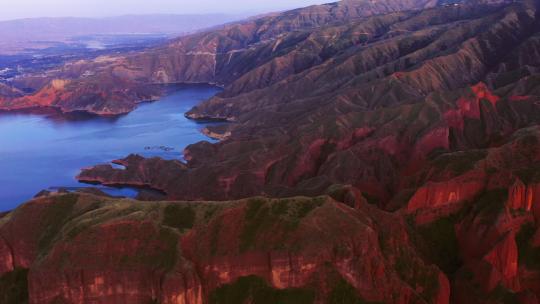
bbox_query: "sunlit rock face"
[0,193,449,304]
[1,0,540,303]
[67,0,540,209]
[0,0,521,115]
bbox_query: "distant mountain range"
[2,0,540,303]
[0,14,247,54]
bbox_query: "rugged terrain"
[2,0,540,302]
[0,191,450,304]
[0,0,441,114]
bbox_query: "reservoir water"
[0,85,220,211]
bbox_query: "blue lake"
[0,85,220,211]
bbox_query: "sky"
[0,0,333,21]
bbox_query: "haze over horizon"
[0,0,333,21]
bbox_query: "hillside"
[1,0,540,302]
[0,0,440,114]
[0,192,449,303]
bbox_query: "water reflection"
[0,85,221,211]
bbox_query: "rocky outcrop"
[28,221,181,303]
[73,127,540,302]
[0,74,162,115]
[0,0,442,115]
[482,232,520,291]
[1,0,524,116]
[2,0,540,302]
[186,1,529,122]
[406,171,487,224]
[508,180,540,219]
[71,0,540,208]
[78,86,540,208]
[0,235,14,275]
[77,154,187,193]
[0,193,449,304]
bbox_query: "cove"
[0,84,220,211]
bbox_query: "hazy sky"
[0,0,333,21]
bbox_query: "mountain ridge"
[0,14,247,55]
[0,0,453,114]
[2,0,540,302]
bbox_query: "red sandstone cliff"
[0,192,450,303]
[1,0,540,303]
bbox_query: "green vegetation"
[210,217,223,256]
[362,192,380,206]
[423,105,441,124]
[163,204,195,231]
[487,285,519,304]
[417,216,462,274]
[240,197,324,252]
[516,163,540,184]
[156,227,179,270]
[119,227,178,271]
[473,189,509,224]
[492,67,528,88]
[329,277,381,304]
[463,117,488,147]
[518,132,539,147]
[0,268,29,304]
[209,275,315,304]
[389,188,417,210]
[65,204,139,240]
[240,199,269,252]
[38,194,78,252]
[516,222,540,269]
[394,251,440,302]
[430,150,487,176]
[450,268,484,301]
[326,184,350,204]
[245,198,266,219]
[427,147,449,160]
[203,205,220,221]
[451,268,518,302]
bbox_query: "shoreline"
[0,85,221,210]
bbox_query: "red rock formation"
[0,0,442,115]
[482,232,519,291]
[508,180,540,219]
[0,236,14,275]
[29,220,178,303]
[406,171,486,224]
[443,83,501,131]
[0,193,450,304]
[1,0,540,303]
